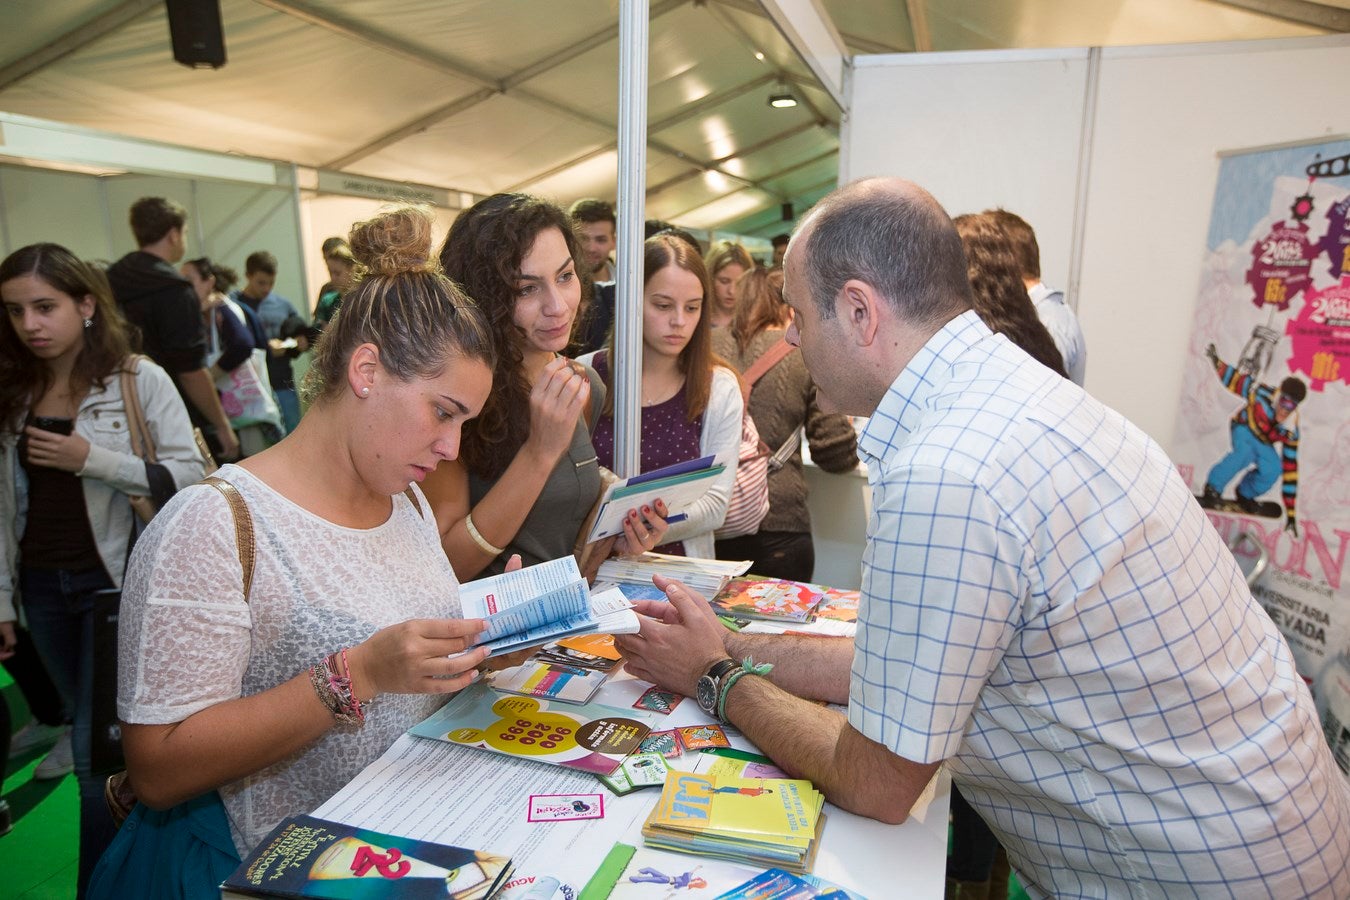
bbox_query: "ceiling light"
[767,82,797,109]
[754,51,765,61]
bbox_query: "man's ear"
[837,279,882,347]
[347,342,381,398]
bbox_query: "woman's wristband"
[465,512,506,557]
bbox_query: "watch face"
[696,675,719,715]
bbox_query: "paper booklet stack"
[596,553,752,601]
[708,578,861,637]
[459,556,638,656]
[640,772,826,873]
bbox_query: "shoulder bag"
[89,476,254,899]
[120,355,216,525]
[716,338,798,539]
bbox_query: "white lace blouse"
[116,464,462,855]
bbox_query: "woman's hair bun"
[348,205,437,277]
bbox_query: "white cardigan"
[1,359,206,623]
[579,354,743,559]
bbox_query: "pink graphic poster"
[1172,138,1350,685]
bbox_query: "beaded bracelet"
[716,657,774,724]
[465,512,506,556]
[308,649,369,726]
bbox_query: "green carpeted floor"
[3,667,79,899]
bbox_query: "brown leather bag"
[104,475,255,827]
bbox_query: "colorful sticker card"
[677,724,731,750]
[527,793,605,823]
[633,686,682,715]
[639,729,683,758]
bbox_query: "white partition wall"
[847,49,1092,295]
[0,114,307,311]
[299,194,459,316]
[844,34,1349,453]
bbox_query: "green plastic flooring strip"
[3,668,79,898]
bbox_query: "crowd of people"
[3,177,1345,900]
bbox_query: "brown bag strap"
[202,475,255,602]
[739,338,796,404]
[119,354,157,463]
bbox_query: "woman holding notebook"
[424,193,669,581]
[580,233,743,559]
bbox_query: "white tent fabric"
[0,0,1333,236]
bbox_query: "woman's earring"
[83,318,94,329]
[361,387,370,396]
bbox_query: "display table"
[311,668,950,899]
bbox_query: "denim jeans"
[20,564,118,898]
[1206,423,1282,500]
[275,387,301,435]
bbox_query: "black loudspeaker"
[781,202,795,222]
[165,0,227,69]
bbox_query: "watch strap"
[704,658,739,682]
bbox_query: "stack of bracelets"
[308,648,369,726]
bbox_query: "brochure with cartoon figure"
[709,579,825,623]
[408,682,651,776]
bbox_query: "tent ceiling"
[0,0,1338,237]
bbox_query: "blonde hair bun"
[348,205,437,277]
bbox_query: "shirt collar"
[858,309,990,462]
[1027,281,1059,305]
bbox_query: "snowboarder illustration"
[628,867,707,889]
[1199,342,1304,535]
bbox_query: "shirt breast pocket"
[86,407,134,454]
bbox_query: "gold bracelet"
[465,512,506,557]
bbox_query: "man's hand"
[614,575,731,697]
[1286,517,1299,537]
[23,426,91,473]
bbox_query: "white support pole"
[613,0,650,478]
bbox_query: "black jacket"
[107,251,206,375]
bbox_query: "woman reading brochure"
[90,207,499,897]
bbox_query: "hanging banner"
[1171,137,1350,687]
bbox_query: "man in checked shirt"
[618,177,1350,898]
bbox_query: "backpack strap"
[202,476,255,602]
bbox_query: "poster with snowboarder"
[1172,137,1350,686]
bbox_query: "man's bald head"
[792,177,972,329]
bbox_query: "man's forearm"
[721,674,939,824]
[723,632,853,705]
[178,368,232,434]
